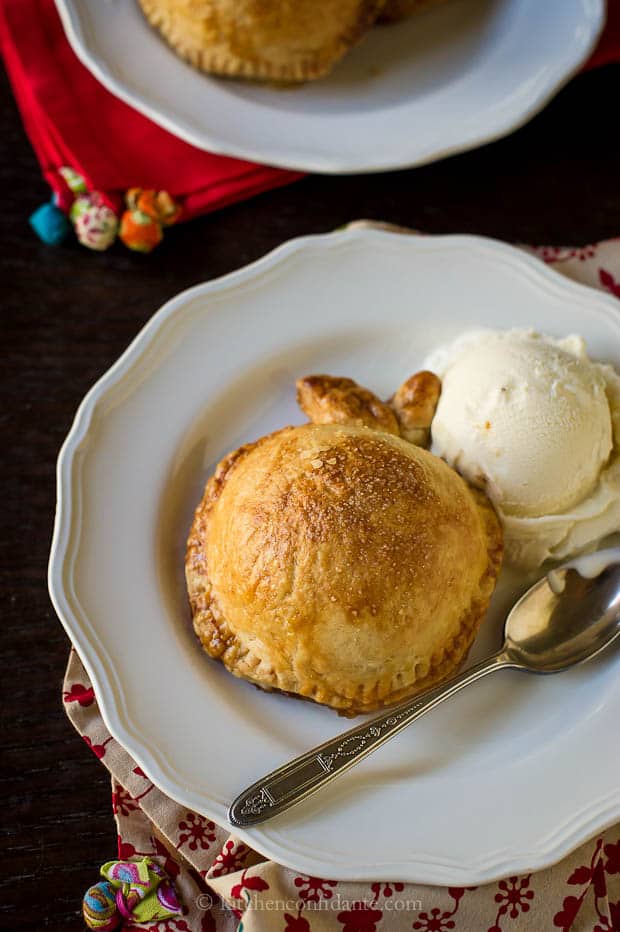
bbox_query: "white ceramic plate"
[49,231,620,884]
[54,0,604,174]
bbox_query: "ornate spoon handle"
[228,651,512,827]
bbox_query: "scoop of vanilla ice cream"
[425,330,620,568]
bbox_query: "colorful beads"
[119,188,181,253]
[30,167,181,254]
[59,166,88,195]
[83,881,120,931]
[119,209,163,253]
[156,190,181,226]
[82,857,182,930]
[73,200,119,251]
[29,201,71,246]
[69,194,93,223]
[126,187,181,226]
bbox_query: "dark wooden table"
[2,60,619,931]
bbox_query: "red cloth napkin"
[0,0,301,219]
[0,0,618,221]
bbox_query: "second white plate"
[49,231,620,883]
[55,0,604,173]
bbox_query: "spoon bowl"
[504,558,620,673]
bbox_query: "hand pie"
[186,375,502,715]
[138,0,388,83]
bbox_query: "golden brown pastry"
[297,374,400,436]
[297,371,441,448]
[138,0,388,83]
[186,418,502,715]
[390,370,442,446]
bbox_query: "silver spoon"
[229,548,620,828]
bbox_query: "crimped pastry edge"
[185,428,503,716]
[137,0,388,82]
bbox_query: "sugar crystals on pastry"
[185,372,502,715]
